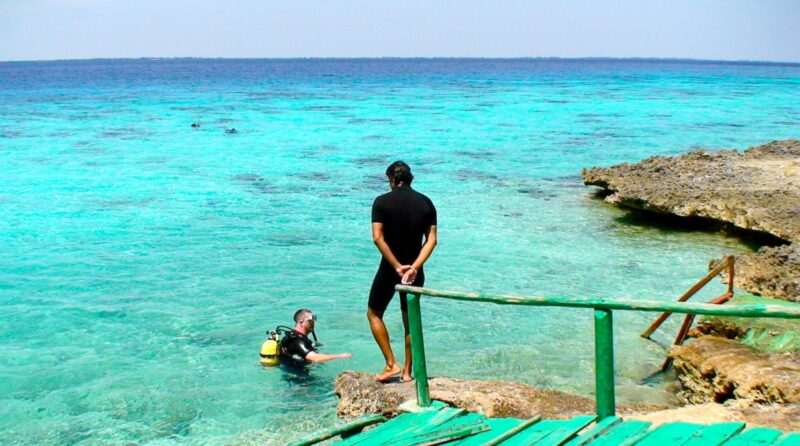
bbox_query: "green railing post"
[594,308,616,419]
[407,293,431,407]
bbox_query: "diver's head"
[386,161,413,189]
[293,308,317,334]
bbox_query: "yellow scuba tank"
[259,329,282,367]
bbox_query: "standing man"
[369,161,437,383]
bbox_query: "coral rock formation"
[669,336,800,405]
[583,139,800,302]
[334,371,595,420]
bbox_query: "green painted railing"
[397,285,800,419]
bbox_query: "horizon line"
[2,55,800,66]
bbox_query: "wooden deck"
[289,403,800,446]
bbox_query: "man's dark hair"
[386,161,413,185]
[294,309,313,323]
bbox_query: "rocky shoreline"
[331,140,800,430]
[583,139,800,302]
[582,139,800,417]
[334,371,600,420]
[334,371,800,431]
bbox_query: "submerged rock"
[334,371,596,420]
[583,139,800,301]
[669,336,800,405]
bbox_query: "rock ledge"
[334,371,596,420]
[583,139,800,301]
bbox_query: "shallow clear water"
[1,59,799,445]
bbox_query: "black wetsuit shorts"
[368,261,425,313]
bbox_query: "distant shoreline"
[3,56,800,66]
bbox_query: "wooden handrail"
[400,283,800,420]
[396,285,800,319]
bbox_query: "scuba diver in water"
[260,309,351,369]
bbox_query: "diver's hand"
[401,266,417,285]
[338,353,352,359]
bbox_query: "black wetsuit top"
[369,185,437,313]
[279,330,315,367]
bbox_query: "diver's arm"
[372,222,409,277]
[305,351,352,363]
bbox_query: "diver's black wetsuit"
[369,185,437,313]
[279,330,315,368]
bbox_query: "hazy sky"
[2,0,799,62]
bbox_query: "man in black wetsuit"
[279,309,351,367]
[369,161,437,383]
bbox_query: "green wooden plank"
[443,418,525,446]
[359,411,456,444]
[433,412,486,428]
[683,422,745,446]
[580,420,652,446]
[723,427,783,446]
[563,416,623,446]
[402,408,470,436]
[346,408,467,446]
[337,412,437,446]
[287,413,386,446]
[775,433,800,446]
[494,419,563,446]
[635,422,704,446]
[384,413,490,446]
[481,417,543,446]
[533,416,597,446]
[499,416,595,446]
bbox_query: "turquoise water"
[1,59,799,445]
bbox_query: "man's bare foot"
[376,364,402,382]
[401,374,414,383]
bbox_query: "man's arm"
[402,225,437,284]
[372,222,410,277]
[306,351,352,363]
[412,225,437,271]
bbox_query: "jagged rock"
[713,245,800,302]
[688,318,748,340]
[669,336,800,405]
[583,139,800,301]
[334,371,597,420]
[583,140,800,242]
[333,371,800,432]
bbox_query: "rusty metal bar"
[657,290,734,372]
[728,256,735,294]
[641,256,734,339]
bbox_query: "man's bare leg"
[368,307,402,381]
[401,308,413,382]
